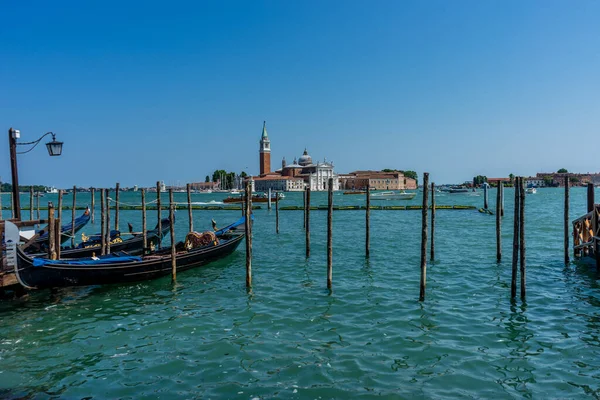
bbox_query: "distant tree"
[382,168,396,173]
[400,170,418,184]
[240,171,248,178]
[557,168,568,173]
[212,169,227,183]
[509,173,515,184]
[473,175,488,186]
[205,175,210,183]
[543,176,554,186]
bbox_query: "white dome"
[298,149,312,166]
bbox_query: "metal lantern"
[45,134,63,156]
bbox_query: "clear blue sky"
[1,0,599,187]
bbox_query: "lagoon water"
[1,188,600,398]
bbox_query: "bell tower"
[259,121,271,175]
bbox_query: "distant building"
[339,170,417,190]
[252,122,339,191]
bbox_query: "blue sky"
[1,0,599,187]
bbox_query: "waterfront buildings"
[253,122,339,192]
[339,171,417,191]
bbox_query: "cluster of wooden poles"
[6,175,583,299]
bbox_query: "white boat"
[45,186,58,194]
[526,187,537,194]
[230,189,240,195]
[369,191,416,200]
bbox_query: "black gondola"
[35,208,91,245]
[9,217,247,290]
[30,217,172,259]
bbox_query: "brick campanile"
[259,121,271,175]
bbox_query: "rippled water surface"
[1,188,600,399]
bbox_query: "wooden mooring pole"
[519,177,526,300]
[187,183,193,233]
[588,183,595,213]
[564,176,570,264]
[91,188,95,224]
[245,181,252,288]
[327,178,333,289]
[484,183,488,209]
[101,188,106,255]
[275,194,279,234]
[496,183,502,261]
[29,186,33,220]
[170,189,176,281]
[431,182,435,261]
[511,177,520,299]
[57,190,63,251]
[156,181,162,247]
[105,189,111,254]
[366,182,370,258]
[71,186,77,247]
[303,189,306,229]
[115,182,120,231]
[36,190,40,222]
[305,187,311,258]
[500,183,504,217]
[48,202,56,260]
[419,172,429,302]
[141,189,147,252]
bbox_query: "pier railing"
[572,205,600,258]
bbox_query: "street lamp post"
[8,127,63,220]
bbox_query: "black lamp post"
[8,127,64,220]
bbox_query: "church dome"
[298,148,313,166]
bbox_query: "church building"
[253,122,339,192]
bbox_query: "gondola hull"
[30,217,172,259]
[15,233,245,289]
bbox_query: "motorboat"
[526,187,537,194]
[369,191,416,200]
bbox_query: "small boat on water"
[369,191,416,200]
[448,186,470,193]
[223,192,284,203]
[343,190,366,195]
[526,187,537,194]
[6,216,248,290]
[45,187,59,194]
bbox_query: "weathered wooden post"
[57,190,63,248]
[156,181,162,247]
[483,183,488,209]
[419,173,429,301]
[327,178,334,289]
[10,191,14,219]
[187,183,193,233]
[519,177,526,300]
[29,186,34,220]
[431,182,435,261]
[91,188,95,223]
[48,202,56,260]
[275,194,279,234]
[305,187,311,258]
[303,189,306,229]
[170,189,176,281]
[565,176,570,263]
[245,180,252,288]
[54,215,61,260]
[268,187,272,210]
[366,182,371,258]
[496,183,502,261]
[500,183,505,217]
[36,190,40,221]
[511,177,520,299]
[105,189,111,254]
[71,186,77,247]
[101,188,106,255]
[141,188,147,252]
[115,182,120,230]
[587,182,595,213]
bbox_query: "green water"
[1,188,599,399]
